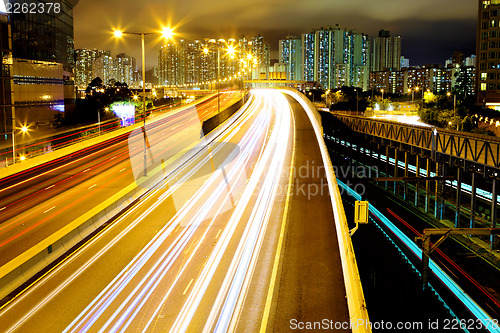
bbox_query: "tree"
[85,77,103,95]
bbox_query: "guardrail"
[335,114,500,169]
[281,88,371,333]
[0,94,244,300]
[0,95,215,180]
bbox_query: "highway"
[0,89,352,332]
[0,92,239,272]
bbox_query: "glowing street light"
[113,27,174,176]
[161,27,173,39]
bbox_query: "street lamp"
[381,89,384,101]
[447,92,458,130]
[113,27,173,177]
[203,43,245,114]
[11,125,29,164]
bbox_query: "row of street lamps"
[112,27,256,176]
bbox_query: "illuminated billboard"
[112,103,135,126]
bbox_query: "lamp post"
[204,43,243,114]
[381,89,384,101]
[218,48,220,113]
[114,27,173,177]
[447,92,458,130]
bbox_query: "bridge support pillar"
[470,172,477,228]
[385,146,389,190]
[404,151,409,200]
[434,163,443,220]
[425,158,431,213]
[415,155,420,207]
[394,148,399,194]
[455,167,462,228]
[491,179,498,249]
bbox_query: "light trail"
[337,179,500,333]
[62,92,270,332]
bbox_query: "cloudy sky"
[74,0,477,69]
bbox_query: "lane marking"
[119,168,126,172]
[215,229,221,239]
[259,105,296,333]
[88,184,97,190]
[183,279,194,295]
[45,185,55,190]
[43,206,56,214]
[82,168,90,173]
[0,207,5,212]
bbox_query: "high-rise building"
[251,35,270,69]
[114,53,136,86]
[301,32,316,82]
[371,30,401,72]
[464,54,476,67]
[157,35,266,86]
[400,56,410,69]
[370,66,476,96]
[279,35,302,80]
[476,0,500,109]
[350,31,370,90]
[294,26,369,90]
[8,0,79,124]
[91,55,114,85]
[185,41,202,84]
[75,49,111,88]
[0,13,14,142]
[158,40,185,86]
[452,51,464,65]
[10,0,78,71]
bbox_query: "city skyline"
[74,0,477,69]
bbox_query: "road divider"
[280,88,371,333]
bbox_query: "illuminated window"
[481,83,487,91]
[482,72,488,80]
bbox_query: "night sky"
[74,0,477,69]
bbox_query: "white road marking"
[182,279,194,295]
[44,206,56,214]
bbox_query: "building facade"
[279,35,302,81]
[8,0,78,124]
[476,0,500,109]
[75,49,111,88]
[0,13,13,139]
[157,35,268,86]
[371,30,401,72]
[370,66,476,96]
[286,26,369,90]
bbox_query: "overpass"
[0,90,369,332]
[329,113,500,245]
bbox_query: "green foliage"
[328,87,368,111]
[51,112,65,128]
